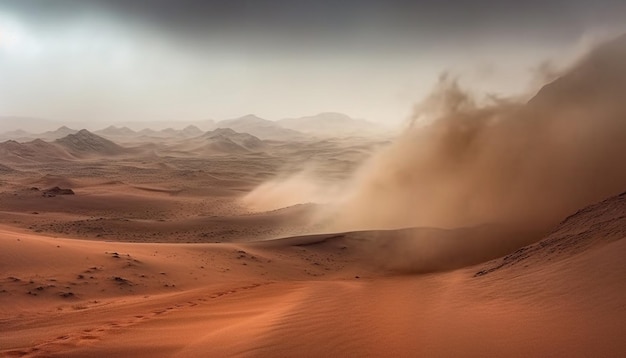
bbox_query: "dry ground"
[0,136,624,357]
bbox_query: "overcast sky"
[0,0,625,126]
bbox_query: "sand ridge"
[1,190,625,356]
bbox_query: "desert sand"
[0,191,624,357]
[1,34,625,358]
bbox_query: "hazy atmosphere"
[1,1,625,357]
[1,0,625,128]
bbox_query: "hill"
[202,128,264,149]
[55,129,127,157]
[217,114,303,140]
[37,126,78,141]
[179,128,266,155]
[0,139,73,163]
[278,112,383,137]
[529,34,626,107]
[181,125,203,137]
[131,126,204,139]
[0,129,33,142]
[115,119,216,131]
[94,126,137,138]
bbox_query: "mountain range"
[0,113,387,142]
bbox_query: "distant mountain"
[181,125,203,137]
[0,126,79,141]
[202,128,265,150]
[196,137,249,154]
[55,129,126,156]
[179,128,266,155]
[159,128,179,137]
[0,129,34,142]
[137,128,159,136]
[529,33,626,107]
[0,116,58,133]
[0,129,31,138]
[115,119,216,131]
[37,126,78,141]
[217,114,303,140]
[0,139,73,163]
[94,126,136,137]
[278,112,383,137]
[133,126,204,139]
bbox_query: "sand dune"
[475,190,626,276]
[0,191,624,357]
[0,139,339,243]
[0,149,623,357]
[0,34,625,358]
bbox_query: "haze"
[1,2,625,357]
[1,0,625,128]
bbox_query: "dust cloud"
[246,34,626,235]
[242,169,345,212]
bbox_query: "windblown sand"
[0,191,624,357]
[0,139,624,357]
[1,35,626,357]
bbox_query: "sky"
[0,0,625,127]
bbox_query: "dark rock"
[112,276,132,285]
[42,187,75,197]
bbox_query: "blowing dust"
[244,34,626,236]
[241,168,346,212]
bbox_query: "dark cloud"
[1,0,624,124]
[2,0,625,52]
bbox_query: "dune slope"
[1,191,624,357]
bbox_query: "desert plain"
[1,30,626,358]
